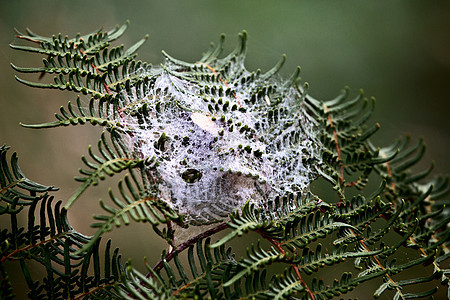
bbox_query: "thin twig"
[258,231,315,300]
[149,222,228,276]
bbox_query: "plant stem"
[258,231,315,299]
[149,222,228,276]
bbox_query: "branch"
[149,222,228,276]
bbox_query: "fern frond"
[20,96,122,130]
[311,271,386,299]
[297,243,383,276]
[211,203,270,248]
[5,23,449,299]
[66,131,147,208]
[0,264,14,300]
[11,21,149,115]
[223,242,289,288]
[151,238,239,298]
[0,148,135,298]
[116,262,174,300]
[14,69,111,99]
[1,196,125,299]
[84,171,182,253]
[12,34,147,77]
[359,200,404,248]
[13,21,128,53]
[268,192,327,227]
[0,145,57,213]
[281,211,354,251]
[369,252,437,299]
[264,267,306,300]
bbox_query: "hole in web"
[181,168,202,183]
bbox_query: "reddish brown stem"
[324,105,344,196]
[149,222,228,276]
[258,231,315,299]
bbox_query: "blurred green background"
[0,0,449,298]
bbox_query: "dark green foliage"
[0,263,14,300]
[0,145,57,212]
[66,131,146,208]
[20,96,123,130]
[1,22,449,299]
[0,147,125,299]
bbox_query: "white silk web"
[115,57,321,226]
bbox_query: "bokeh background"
[0,1,449,299]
